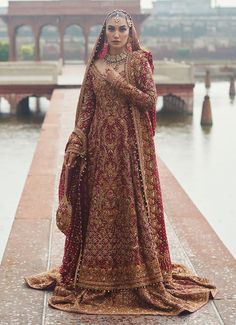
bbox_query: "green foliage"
[0,41,9,61]
[19,44,34,60]
[177,47,191,59]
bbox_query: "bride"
[25,9,217,315]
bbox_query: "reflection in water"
[230,95,235,105]
[156,81,236,259]
[0,115,43,262]
[157,111,193,129]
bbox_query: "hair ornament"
[114,12,120,25]
[127,17,132,28]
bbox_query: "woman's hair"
[75,9,153,127]
[93,9,141,61]
[106,10,133,30]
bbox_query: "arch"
[28,94,50,115]
[16,96,31,116]
[88,25,103,57]
[162,93,188,114]
[15,25,34,61]
[0,17,7,39]
[64,24,84,62]
[156,96,164,113]
[0,96,11,114]
[16,94,50,116]
[37,95,50,114]
[0,19,8,62]
[39,25,60,61]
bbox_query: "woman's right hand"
[64,151,77,168]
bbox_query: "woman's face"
[105,16,129,52]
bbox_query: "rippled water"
[0,116,43,262]
[155,81,236,258]
[0,81,235,264]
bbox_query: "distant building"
[0,0,148,62]
[140,0,236,60]
[152,0,236,15]
[153,0,212,15]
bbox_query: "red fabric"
[58,51,171,287]
[143,50,157,136]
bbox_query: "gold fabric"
[25,265,217,315]
[25,50,217,315]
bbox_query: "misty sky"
[0,0,236,8]
[141,0,236,8]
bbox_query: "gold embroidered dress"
[25,50,217,315]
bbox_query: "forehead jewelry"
[114,13,120,25]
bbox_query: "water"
[0,116,43,262]
[0,81,235,264]
[155,81,236,258]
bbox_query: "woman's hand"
[64,151,77,168]
[104,66,121,84]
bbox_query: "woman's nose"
[114,31,119,38]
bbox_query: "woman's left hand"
[104,66,120,84]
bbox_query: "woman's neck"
[109,47,125,56]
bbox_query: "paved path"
[0,89,235,324]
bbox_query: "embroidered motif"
[24,50,217,315]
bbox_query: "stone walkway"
[0,89,235,324]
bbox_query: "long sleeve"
[65,68,96,156]
[75,68,96,135]
[111,51,157,110]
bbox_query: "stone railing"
[0,61,62,85]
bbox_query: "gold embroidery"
[24,50,217,315]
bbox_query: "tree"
[19,44,34,60]
[0,41,9,61]
[177,47,191,59]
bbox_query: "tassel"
[98,42,109,59]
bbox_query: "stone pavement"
[0,89,235,324]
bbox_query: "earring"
[98,41,108,59]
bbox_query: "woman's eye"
[120,27,127,32]
[108,26,115,32]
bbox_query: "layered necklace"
[104,52,128,71]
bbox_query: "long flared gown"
[25,50,217,315]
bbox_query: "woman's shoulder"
[130,49,153,61]
[130,49,154,72]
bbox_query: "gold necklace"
[104,52,128,71]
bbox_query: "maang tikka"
[114,13,120,25]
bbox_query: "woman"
[25,10,217,315]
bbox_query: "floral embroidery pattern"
[24,50,217,315]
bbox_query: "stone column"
[229,75,235,98]
[201,95,213,126]
[8,94,18,114]
[35,32,40,61]
[83,26,90,64]
[8,23,16,61]
[36,96,41,114]
[59,26,65,64]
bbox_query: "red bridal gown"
[25,50,217,315]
